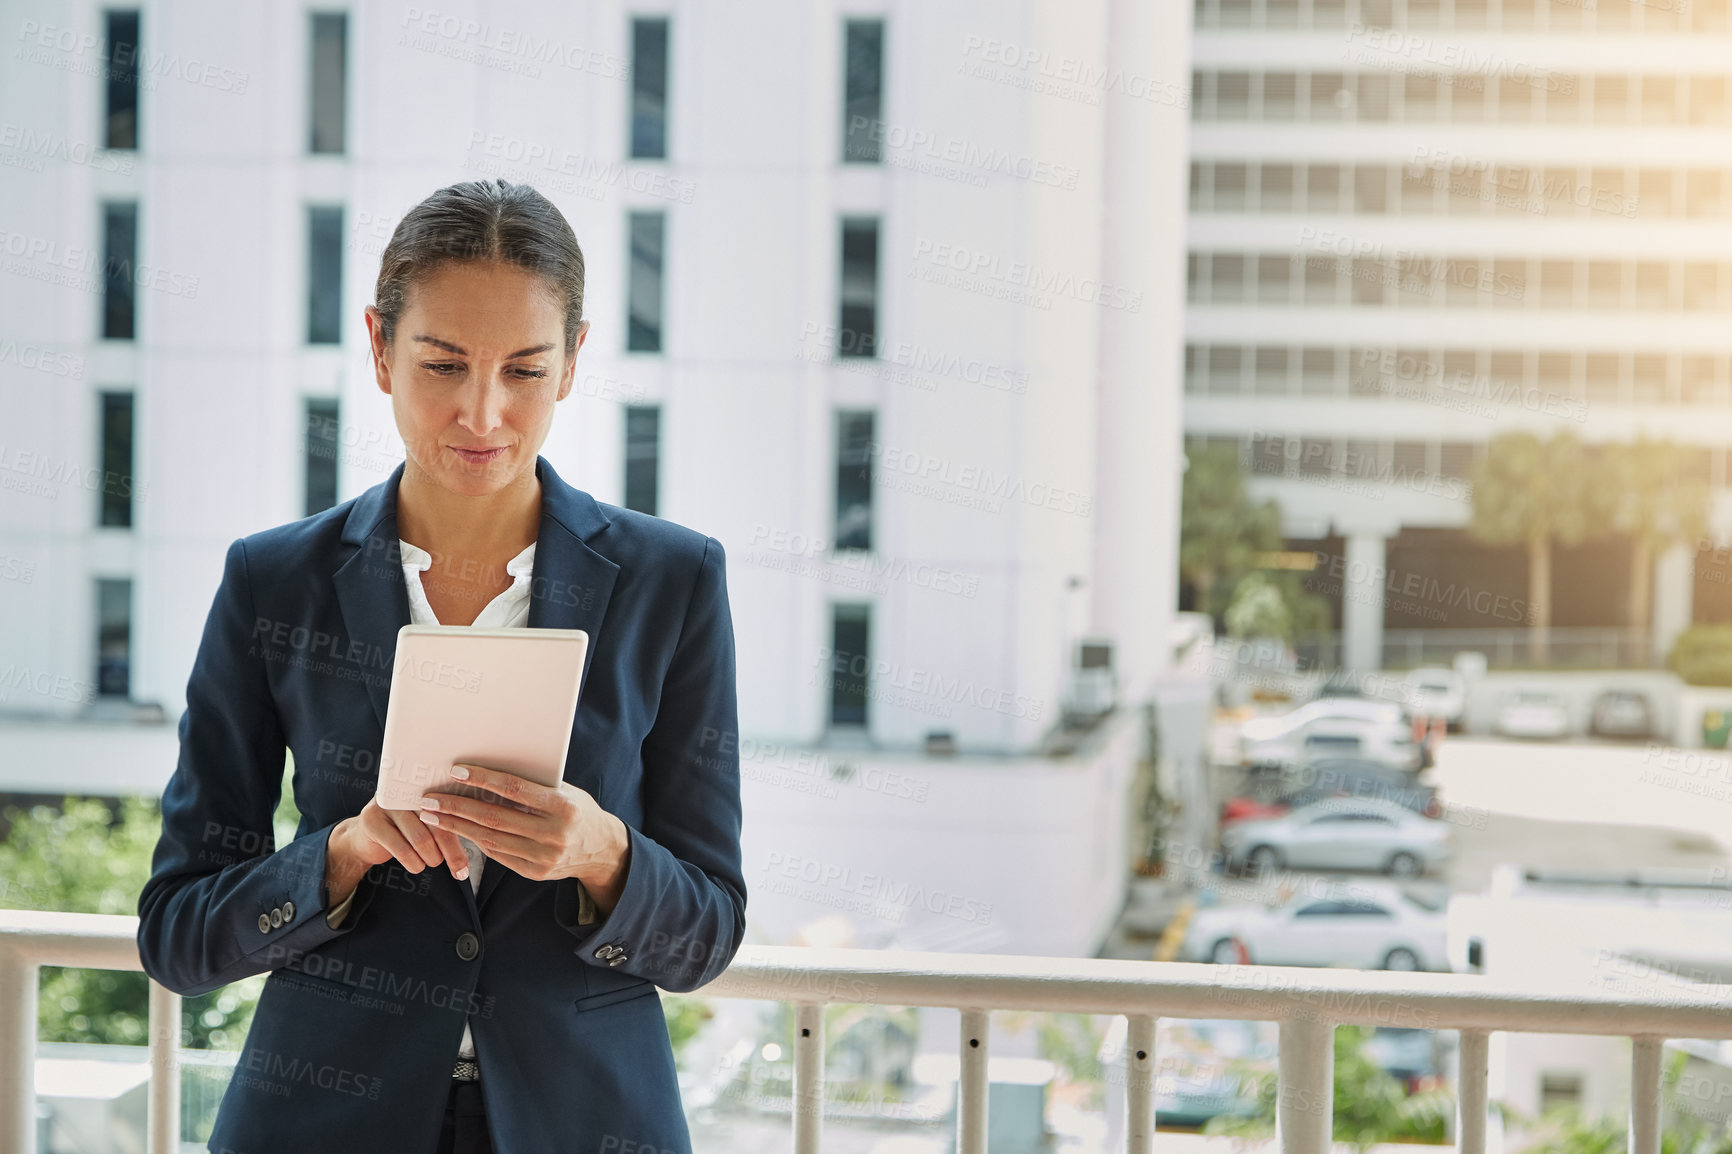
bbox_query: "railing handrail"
[0,910,1716,1154]
[709,943,1732,1037]
[5,910,1730,1038]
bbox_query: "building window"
[99,392,134,528]
[838,218,878,357]
[308,205,343,344]
[309,13,347,154]
[305,398,340,516]
[829,604,870,727]
[1539,1072,1584,1114]
[623,405,660,515]
[842,19,885,162]
[626,211,665,352]
[101,202,137,340]
[629,17,669,159]
[96,578,132,698]
[104,10,140,149]
[835,411,873,551]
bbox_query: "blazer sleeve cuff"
[240,821,375,969]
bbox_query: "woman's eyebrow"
[411,334,554,359]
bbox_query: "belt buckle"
[452,1057,480,1081]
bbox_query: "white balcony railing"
[5,907,1731,1154]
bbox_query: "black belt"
[453,1057,480,1081]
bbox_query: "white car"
[1182,882,1449,971]
[1239,700,1415,768]
[1219,797,1451,877]
[1495,688,1570,740]
[1294,718,1425,773]
[1402,667,1467,730]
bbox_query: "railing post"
[1631,1035,1664,1154]
[0,951,38,1154]
[1457,1029,1490,1154]
[148,979,181,1154]
[1125,1014,1156,1154]
[1277,1017,1333,1154]
[791,1002,823,1154]
[959,1009,989,1154]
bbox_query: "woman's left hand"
[416,762,632,912]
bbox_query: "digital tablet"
[374,624,590,812]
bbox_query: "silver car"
[1220,797,1451,877]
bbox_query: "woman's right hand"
[327,797,471,904]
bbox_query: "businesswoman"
[136,179,746,1154]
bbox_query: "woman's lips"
[451,446,507,465]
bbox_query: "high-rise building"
[1185,0,1732,670]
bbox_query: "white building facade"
[0,0,1196,956]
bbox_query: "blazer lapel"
[332,461,412,737]
[479,456,619,909]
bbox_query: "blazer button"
[282,901,295,922]
[593,943,619,960]
[455,931,480,961]
[258,914,272,934]
[269,907,284,928]
[607,953,628,967]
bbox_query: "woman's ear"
[556,321,590,402]
[364,306,392,394]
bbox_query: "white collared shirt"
[392,536,538,1060]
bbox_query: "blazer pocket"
[573,980,657,1014]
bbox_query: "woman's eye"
[510,368,548,380]
[421,362,460,376]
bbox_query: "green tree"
[1226,571,1292,641]
[1468,430,1594,663]
[1181,441,1284,619]
[1205,1025,1451,1151]
[1598,437,1709,641]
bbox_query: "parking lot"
[1153,731,1732,971]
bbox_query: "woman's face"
[366,259,586,494]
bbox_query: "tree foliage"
[1182,441,1332,644]
[1598,437,1710,631]
[1181,442,1285,617]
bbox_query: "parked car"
[1402,667,1467,732]
[1589,689,1655,740]
[1220,758,1440,826]
[1495,688,1570,740]
[1182,881,1450,971]
[1364,1027,1447,1091]
[1219,797,1451,877]
[1297,718,1426,773]
[1240,704,1421,771]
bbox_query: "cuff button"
[257,913,271,933]
[282,901,295,922]
[269,907,284,928]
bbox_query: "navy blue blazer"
[136,454,746,1154]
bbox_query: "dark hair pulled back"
[373,179,586,355]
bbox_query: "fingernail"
[455,869,469,880]
[419,797,440,811]
[450,764,470,780]
[420,812,439,826]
